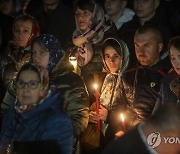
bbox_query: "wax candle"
[120,113,126,132]
[69,56,78,73]
[93,83,101,131]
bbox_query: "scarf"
[72,4,112,66]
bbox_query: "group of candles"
[69,56,126,132]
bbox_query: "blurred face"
[75,7,93,32]
[32,42,49,68]
[134,0,159,22]
[43,0,59,5]
[170,46,180,75]
[104,0,126,16]
[14,20,32,47]
[16,70,44,105]
[104,46,122,73]
[134,31,162,66]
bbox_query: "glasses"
[16,80,41,89]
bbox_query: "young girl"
[0,63,73,154]
[82,37,135,153]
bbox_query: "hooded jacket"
[99,37,136,143]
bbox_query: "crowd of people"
[0,0,179,154]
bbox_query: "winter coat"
[123,57,171,124]
[0,91,73,154]
[1,57,90,138]
[118,5,172,66]
[152,71,179,115]
[51,58,90,137]
[0,41,31,95]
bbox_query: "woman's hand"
[72,35,88,47]
[89,111,100,123]
[115,131,125,138]
[99,105,108,121]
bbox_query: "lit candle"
[93,83,101,131]
[69,56,78,73]
[120,113,126,132]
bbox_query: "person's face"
[75,7,93,32]
[14,20,32,47]
[104,0,126,16]
[43,0,60,6]
[16,70,44,105]
[170,46,180,75]
[134,31,162,66]
[32,42,49,68]
[104,46,122,73]
[134,0,159,21]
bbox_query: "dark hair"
[74,0,95,12]
[16,63,49,90]
[135,25,163,43]
[168,36,180,53]
[102,38,122,57]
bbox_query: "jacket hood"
[101,37,129,76]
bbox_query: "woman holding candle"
[87,37,136,152]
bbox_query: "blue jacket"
[152,71,179,115]
[0,91,73,154]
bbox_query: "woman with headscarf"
[66,0,118,90]
[0,14,40,99]
[0,63,73,154]
[1,34,89,139]
[81,37,136,153]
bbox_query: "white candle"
[69,56,77,73]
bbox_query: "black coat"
[123,57,171,123]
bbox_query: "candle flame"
[69,56,77,66]
[93,83,98,90]
[120,113,125,122]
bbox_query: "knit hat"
[38,34,63,73]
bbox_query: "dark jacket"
[118,5,172,66]
[51,59,90,137]
[0,91,73,154]
[123,57,171,124]
[102,125,152,154]
[26,0,75,50]
[152,71,179,115]
[0,41,31,98]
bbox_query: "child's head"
[16,63,49,105]
[102,38,129,74]
[31,34,63,73]
[168,36,180,75]
[13,14,40,48]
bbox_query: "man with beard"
[123,25,171,126]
